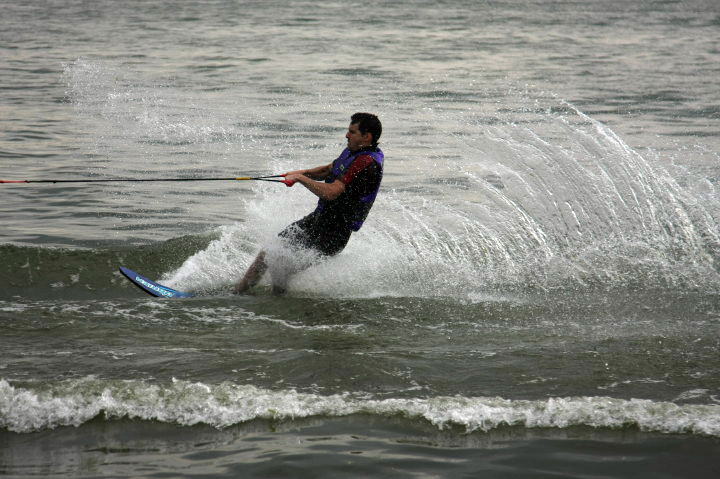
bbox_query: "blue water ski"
[119,266,193,298]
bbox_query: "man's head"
[347,112,382,151]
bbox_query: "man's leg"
[234,251,268,293]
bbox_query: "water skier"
[235,112,384,294]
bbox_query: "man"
[235,112,384,294]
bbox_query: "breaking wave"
[2,378,718,437]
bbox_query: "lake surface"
[2,1,719,477]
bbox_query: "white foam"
[2,378,719,437]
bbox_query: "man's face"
[345,122,372,152]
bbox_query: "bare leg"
[234,251,268,293]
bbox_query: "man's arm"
[285,171,345,201]
[285,154,378,202]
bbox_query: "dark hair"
[351,112,382,148]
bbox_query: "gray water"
[1,1,720,477]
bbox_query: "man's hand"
[285,164,332,181]
[283,173,301,187]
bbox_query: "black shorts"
[278,213,352,257]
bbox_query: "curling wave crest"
[2,378,718,437]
